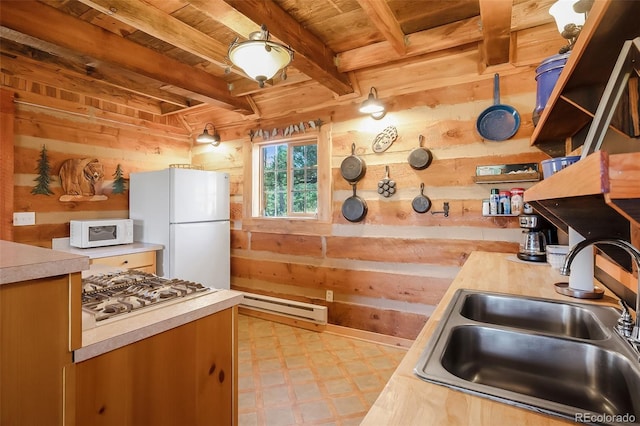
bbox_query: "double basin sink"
[414,290,640,424]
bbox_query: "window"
[260,138,318,217]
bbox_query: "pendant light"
[196,123,221,146]
[228,25,294,88]
[549,0,587,53]
[359,87,386,119]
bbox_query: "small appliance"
[517,213,548,262]
[70,218,133,248]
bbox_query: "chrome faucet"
[560,237,640,354]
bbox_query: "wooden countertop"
[0,240,90,285]
[75,289,243,362]
[361,251,621,426]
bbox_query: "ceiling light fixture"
[549,0,588,53]
[196,123,221,146]
[228,25,294,88]
[359,87,386,120]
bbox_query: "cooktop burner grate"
[82,271,213,323]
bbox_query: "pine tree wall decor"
[32,145,54,195]
[112,164,126,194]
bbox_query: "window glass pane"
[258,139,318,218]
[263,146,276,171]
[305,145,317,167]
[263,191,275,216]
[276,171,287,190]
[276,191,287,216]
[293,169,306,190]
[306,170,317,190]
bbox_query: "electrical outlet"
[325,290,333,302]
[13,212,36,226]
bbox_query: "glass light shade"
[549,0,585,33]
[229,41,292,84]
[359,94,385,114]
[196,127,220,146]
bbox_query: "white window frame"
[243,125,331,235]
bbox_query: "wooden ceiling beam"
[355,0,406,56]
[221,0,354,96]
[0,29,197,111]
[0,0,253,114]
[337,16,483,73]
[478,0,513,66]
[77,0,246,80]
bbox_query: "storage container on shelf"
[541,156,580,179]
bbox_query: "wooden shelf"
[483,214,519,218]
[530,0,640,156]
[524,151,640,270]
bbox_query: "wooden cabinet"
[530,0,640,157]
[73,307,237,426]
[0,273,81,426]
[90,250,157,273]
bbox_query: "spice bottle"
[489,189,499,215]
[510,188,524,215]
[499,190,511,215]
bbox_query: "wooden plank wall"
[2,74,192,247]
[192,72,550,339]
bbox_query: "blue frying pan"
[476,73,521,141]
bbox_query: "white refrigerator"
[129,168,230,289]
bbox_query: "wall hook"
[431,202,449,217]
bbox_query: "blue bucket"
[533,53,570,126]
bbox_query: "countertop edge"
[74,290,243,362]
[1,240,90,285]
[51,239,164,259]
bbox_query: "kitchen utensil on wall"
[340,143,366,183]
[372,126,398,153]
[476,73,521,141]
[411,183,431,213]
[342,183,367,222]
[408,135,433,170]
[377,165,396,197]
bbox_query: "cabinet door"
[195,307,235,425]
[74,308,236,426]
[0,275,73,426]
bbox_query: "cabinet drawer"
[91,251,156,271]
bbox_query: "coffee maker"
[517,207,555,262]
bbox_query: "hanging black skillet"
[340,143,366,183]
[412,183,431,213]
[408,135,433,170]
[342,183,368,222]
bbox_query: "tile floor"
[237,314,408,426]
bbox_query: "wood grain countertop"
[0,240,90,285]
[361,251,622,426]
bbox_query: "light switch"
[13,212,36,226]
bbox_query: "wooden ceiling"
[0,0,564,132]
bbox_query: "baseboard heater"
[240,293,328,325]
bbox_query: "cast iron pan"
[476,73,521,141]
[340,143,366,183]
[342,183,367,222]
[408,135,433,170]
[412,183,431,213]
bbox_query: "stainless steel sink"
[459,292,614,339]
[414,290,640,424]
